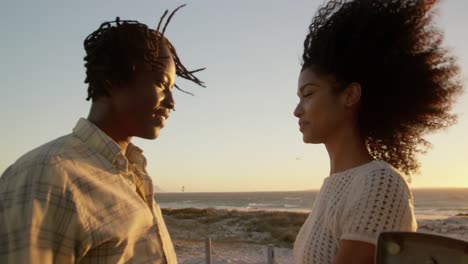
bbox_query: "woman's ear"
[342,82,362,107]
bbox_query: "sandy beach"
[174,240,293,264]
[417,214,468,241]
[162,208,468,264]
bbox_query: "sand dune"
[162,208,468,263]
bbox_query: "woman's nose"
[294,103,303,118]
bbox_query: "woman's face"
[293,68,351,144]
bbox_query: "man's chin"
[136,128,162,140]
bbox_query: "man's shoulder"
[15,134,78,165]
[1,133,87,181]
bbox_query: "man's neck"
[87,104,132,155]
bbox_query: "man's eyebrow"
[162,72,175,88]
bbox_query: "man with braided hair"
[0,5,204,263]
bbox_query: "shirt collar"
[72,118,147,171]
[126,142,147,170]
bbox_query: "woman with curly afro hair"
[292,0,462,263]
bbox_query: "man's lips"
[153,108,170,119]
[152,108,170,126]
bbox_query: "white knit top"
[293,160,417,264]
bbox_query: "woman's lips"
[299,121,308,131]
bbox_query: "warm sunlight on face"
[293,68,348,144]
[112,45,176,140]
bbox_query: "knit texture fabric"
[293,160,417,264]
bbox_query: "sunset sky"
[1,0,467,192]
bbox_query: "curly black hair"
[83,4,205,101]
[302,0,462,176]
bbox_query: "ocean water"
[155,188,468,220]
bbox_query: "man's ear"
[342,82,362,107]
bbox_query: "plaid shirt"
[0,118,177,263]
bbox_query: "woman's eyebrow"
[297,82,320,96]
[299,82,321,91]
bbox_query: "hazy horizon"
[156,187,468,194]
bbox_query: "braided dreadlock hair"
[302,0,462,176]
[83,4,205,101]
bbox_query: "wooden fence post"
[267,244,275,264]
[205,238,212,264]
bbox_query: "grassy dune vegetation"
[162,208,308,248]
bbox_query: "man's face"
[111,45,176,139]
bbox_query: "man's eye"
[157,80,168,89]
[303,92,314,97]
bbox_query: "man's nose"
[162,91,175,110]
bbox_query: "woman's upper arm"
[332,239,375,264]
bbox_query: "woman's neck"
[325,126,374,175]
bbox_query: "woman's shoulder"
[350,160,412,195]
[367,160,408,181]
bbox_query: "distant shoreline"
[157,189,468,223]
[157,187,468,194]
